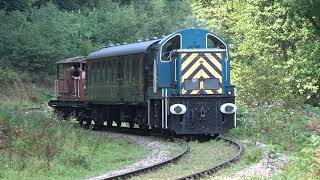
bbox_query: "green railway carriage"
[49,28,237,135]
[86,53,145,103]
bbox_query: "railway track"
[176,137,243,180]
[88,132,190,180]
[23,107,243,179]
[88,126,243,180]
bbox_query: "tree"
[192,0,320,106]
[0,0,36,11]
[0,0,194,83]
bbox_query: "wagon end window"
[207,34,226,49]
[161,34,181,62]
[57,64,64,79]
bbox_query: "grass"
[0,130,148,180]
[0,86,149,180]
[225,104,320,179]
[207,142,263,179]
[1,81,319,179]
[132,139,239,179]
[0,80,52,108]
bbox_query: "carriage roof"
[87,40,160,60]
[56,56,86,64]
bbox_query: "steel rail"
[175,137,244,180]
[87,134,190,180]
[87,126,243,180]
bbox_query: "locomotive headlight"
[227,91,232,96]
[170,104,187,115]
[220,103,237,114]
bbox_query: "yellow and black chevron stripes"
[181,52,223,95]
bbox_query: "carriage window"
[161,34,181,61]
[92,63,96,82]
[57,64,64,79]
[100,62,103,81]
[207,34,226,49]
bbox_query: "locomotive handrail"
[55,79,58,97]
[175,48,226,53]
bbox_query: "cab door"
[157,34,181,88]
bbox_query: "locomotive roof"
[56,56,86,64]
[87,40,160,60]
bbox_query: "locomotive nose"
[220,103,237,114]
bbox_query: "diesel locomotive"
[48,28,237,135]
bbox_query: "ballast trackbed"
[88,134,190,180]
[87,127,243,180]
[176,137,244,180]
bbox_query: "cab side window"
[207,34,226,49]
[161,35,181,61]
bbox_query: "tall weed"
[231,104,320,178]
[0,80,53,107]
[0,102,147,179]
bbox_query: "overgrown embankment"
[0,86,148,179]
[226,105,320,178]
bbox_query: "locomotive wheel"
[94,121,105,130]
[139,123,148,130]
[129,121,134,128]
[81,120,90,129]
[107,120,113,128]
[138,115,148,130]
[77,111,89,129]
[78,119,84,127]
[92,109,106,130]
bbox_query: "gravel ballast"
[213,141,288,180]
[230,142,287,179]
[86,132,177,180]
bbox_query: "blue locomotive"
[49,28,237,135]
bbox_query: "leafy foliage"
[192,0,320,106]
[0,0,194,82]
[230,103,320,178]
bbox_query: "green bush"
[230,104,320,178]
[0,67,20,86]
[230,105,320,150]
[274,134,320,179]
[232,60,303,107]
